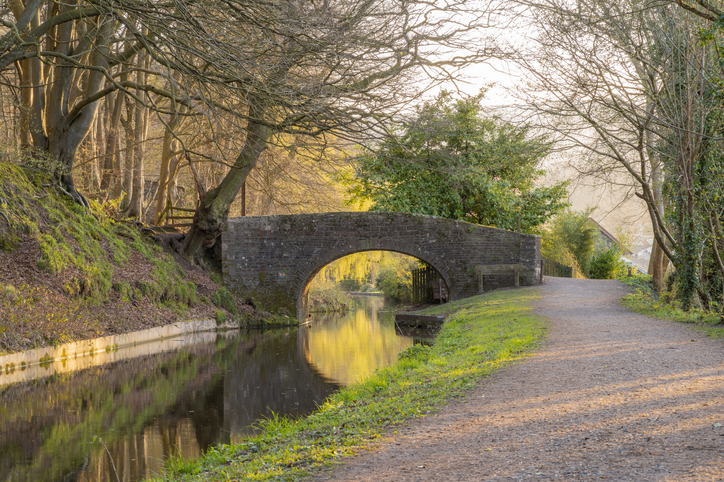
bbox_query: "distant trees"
[310,251,419,302]
[345,92,568,233]
[542,210,599,276]
[0,0,502,261]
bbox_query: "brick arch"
[295,243,453,319]
[222,212,542,318]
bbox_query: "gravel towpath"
[316,277,724,481]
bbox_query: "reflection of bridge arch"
[222,212,541,318]
[297,297,414,386]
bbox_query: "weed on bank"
[620,275,724,339]
[153,288,546,481]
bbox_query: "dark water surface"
[0,295,413,482]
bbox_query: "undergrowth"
[0,163,198,309]
[620,274,724,339]
[0,161,263,352]
[308,284,354,313]
[151,287,546,481]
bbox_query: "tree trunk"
[648,159,668,291]
[648,238,666,290]
[15,60,32,150]
[121,101,147,219]
[120,106,134,209]
[183,100,270,261]
[155,111,184,224]
[121,55,149,220]
[43,16,113,206]
[101,90,124,194]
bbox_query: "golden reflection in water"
[302,296,414,386]
[76,419,202,482]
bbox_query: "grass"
[0,162,201,309]
[0,160,262,351]
[150,287,546,481]
[620,274,724,339]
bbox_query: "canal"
[0,295,416,482]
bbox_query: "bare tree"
[1,0,502,261]
[511,0,723,299]
[668,0,723,21]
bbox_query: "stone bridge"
[221,212,542,319]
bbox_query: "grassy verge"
[151,287,546,481]
[620,275,724,339]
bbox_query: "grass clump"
[620,274,724,338]
[151,287,546,482]
[212,287,238,315]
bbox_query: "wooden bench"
[475,264,527,293]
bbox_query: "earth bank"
[0,162,272,355]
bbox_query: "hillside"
[0,162,269,355]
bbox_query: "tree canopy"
[345,92,568,232]
[1,0,501,259]
[512,0,724,310]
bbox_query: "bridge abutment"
[221,212,541,319]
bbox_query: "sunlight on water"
[0,295,411,482]
[302,296,414,385]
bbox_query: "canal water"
[0,295,415,482]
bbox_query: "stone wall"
[222,212,541,319]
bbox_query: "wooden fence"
[542,257,574,278]
[412,266,447,304]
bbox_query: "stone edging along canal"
[0,318,241,387]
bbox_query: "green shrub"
[588,248,625,279]
[375,267,412,302]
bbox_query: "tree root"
[57,184,91,210]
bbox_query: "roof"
[589,218,633,255]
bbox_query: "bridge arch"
[295,244,453,320]
[221,212,542,319]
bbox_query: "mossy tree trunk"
[183,100,271,261]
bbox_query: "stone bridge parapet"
[221,212,541,319]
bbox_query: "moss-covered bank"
[0,161,274,354]
[151,287,546,481]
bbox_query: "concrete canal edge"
[0,318,240,386]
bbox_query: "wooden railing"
[412,266,447,304]
[542,257,577,278]
[157,205,196,228]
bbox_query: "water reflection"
[0,296,412,481]
[302,295,414,385]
